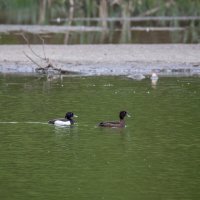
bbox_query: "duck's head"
[65,112,76,120]
[119,111,129,120]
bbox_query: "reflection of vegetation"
[183,21,200,43]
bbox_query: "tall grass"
[1,0,200,24]
[0,0,38,24]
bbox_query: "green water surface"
[0,74,199,200]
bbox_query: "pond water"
[0,74,199,200]
[0,17,200,44]
[0,21,199,44]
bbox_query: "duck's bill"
[127,113,131,117]
[73,115,78,118]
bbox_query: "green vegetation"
[0,0,199,44]
[0,0,200,24]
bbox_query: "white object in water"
[151,72,158,88]
[151,73,158,80]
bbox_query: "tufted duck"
[99,111,129,128]
[48,112,77,126]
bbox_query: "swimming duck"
[48,112,77,126]
[99,111,129,128]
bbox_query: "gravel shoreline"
[0,44,200,77]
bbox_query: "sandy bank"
[0,44,200,77]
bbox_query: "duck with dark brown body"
[99,111,129,128]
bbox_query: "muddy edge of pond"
[0,44,200,77]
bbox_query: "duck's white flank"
[54,120,71,126]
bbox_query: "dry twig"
[21,33,61,74]
[21,33,45,61]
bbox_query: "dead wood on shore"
[21,33,61,75]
